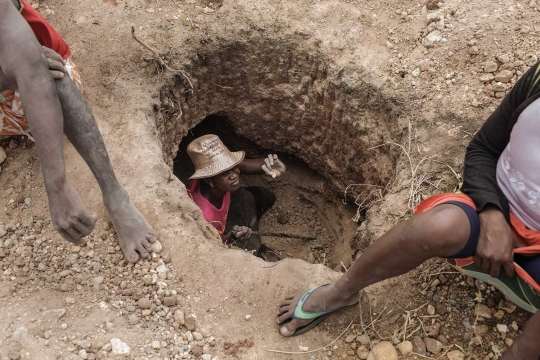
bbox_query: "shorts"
[416,193,540,290]
[0,58,83,139]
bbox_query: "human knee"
[405,205,469,250]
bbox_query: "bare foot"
[48,181,98,244]
[105,189,157,263]
[277,284,359,336]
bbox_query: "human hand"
[262,154,286,178]
[48,182,98,244]
[41,46,67,79]
[475,205,515,278]
[231,225,252,240]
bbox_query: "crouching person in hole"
[0,0,157,262]
[186,134,284,262]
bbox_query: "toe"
[146,234,157,244]
[279,321,298,337]
[278,304,291,316]
[123,246,140,263]
[277,310,294,324]
[137,243,150,259]
[280,299,293,307]
[141,237,153,252]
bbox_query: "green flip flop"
[279,284,361,337]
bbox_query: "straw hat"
[187,134,245,179]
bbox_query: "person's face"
[209,167,241,192]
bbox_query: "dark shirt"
[462,62,540,217]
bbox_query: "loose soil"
[0,0,538,358]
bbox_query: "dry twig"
[131,26,193,92]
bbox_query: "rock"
[511,321,519,331]
[163,296,176,307]
[424,338,443,354]
[137,298,152,309]
[192,346,203,356]
[345,334,355,343]
[110,338,130,355]
[427,322,440,337]
[426,0,440,10]
[75,340,92,350]
[468,46,480,55]
[0,147,6,164]
[427,304,435,315]
[422,31,442,48]
[426,9,444,23]
[277,212,289,224]
[128,315,140,325]
[505,338,514,347]
[357,346,369,359]
[497,54,511,63]
[174,309,185,324]
[150,240,163,253]
[0,225,6,238]
[499,300,517,314]
[366,341,398,360]
[475,304,491,319]
[185,316,197,331]
[357,334,370,345]
[479,73,495,82]
[497,324,508,333]
[474,324,489,336]
[447,350,466,360]
[495,70,513,83]
[485,61,498,72]
[435,304,447,315]
[245,314,252,321]
[93,276,104,285]
[396,341,413,356]
[8,139,17,149]
[156,264,169,279]
[493,309,505,320]
[475,279,487,290]
[411,68,421,77]
[412,336,426,355]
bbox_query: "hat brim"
[189,151,245,180]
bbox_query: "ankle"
[103,188,129,208]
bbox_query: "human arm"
[500,311,540,360]
[238,154,286,177]
[0,2,96,242]
[462,62,540,278]
[222,226,252,244]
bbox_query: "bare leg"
[277,204,471,336]
[55,75,157,263]
[501,310,540,360]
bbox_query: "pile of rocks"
[0,214,219,359]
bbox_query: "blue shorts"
[444,201,540,284]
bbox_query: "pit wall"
[156,36,402,199]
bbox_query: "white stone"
[497,324,508,333]
[422,31,442,48]
[245,314,252,321]
[411,68,421,77]
[110,338,131,355]
[151,240,163,253]
[366,341,398,360]
[397,341,413,356]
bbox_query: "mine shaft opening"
[173,114,362,270]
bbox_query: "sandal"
[279,284,362,336]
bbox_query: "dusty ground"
[1,0,539,359]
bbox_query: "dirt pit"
[173,114,360,269]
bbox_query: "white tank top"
[497,97,540,231]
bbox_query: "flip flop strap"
[291,284,338,320]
